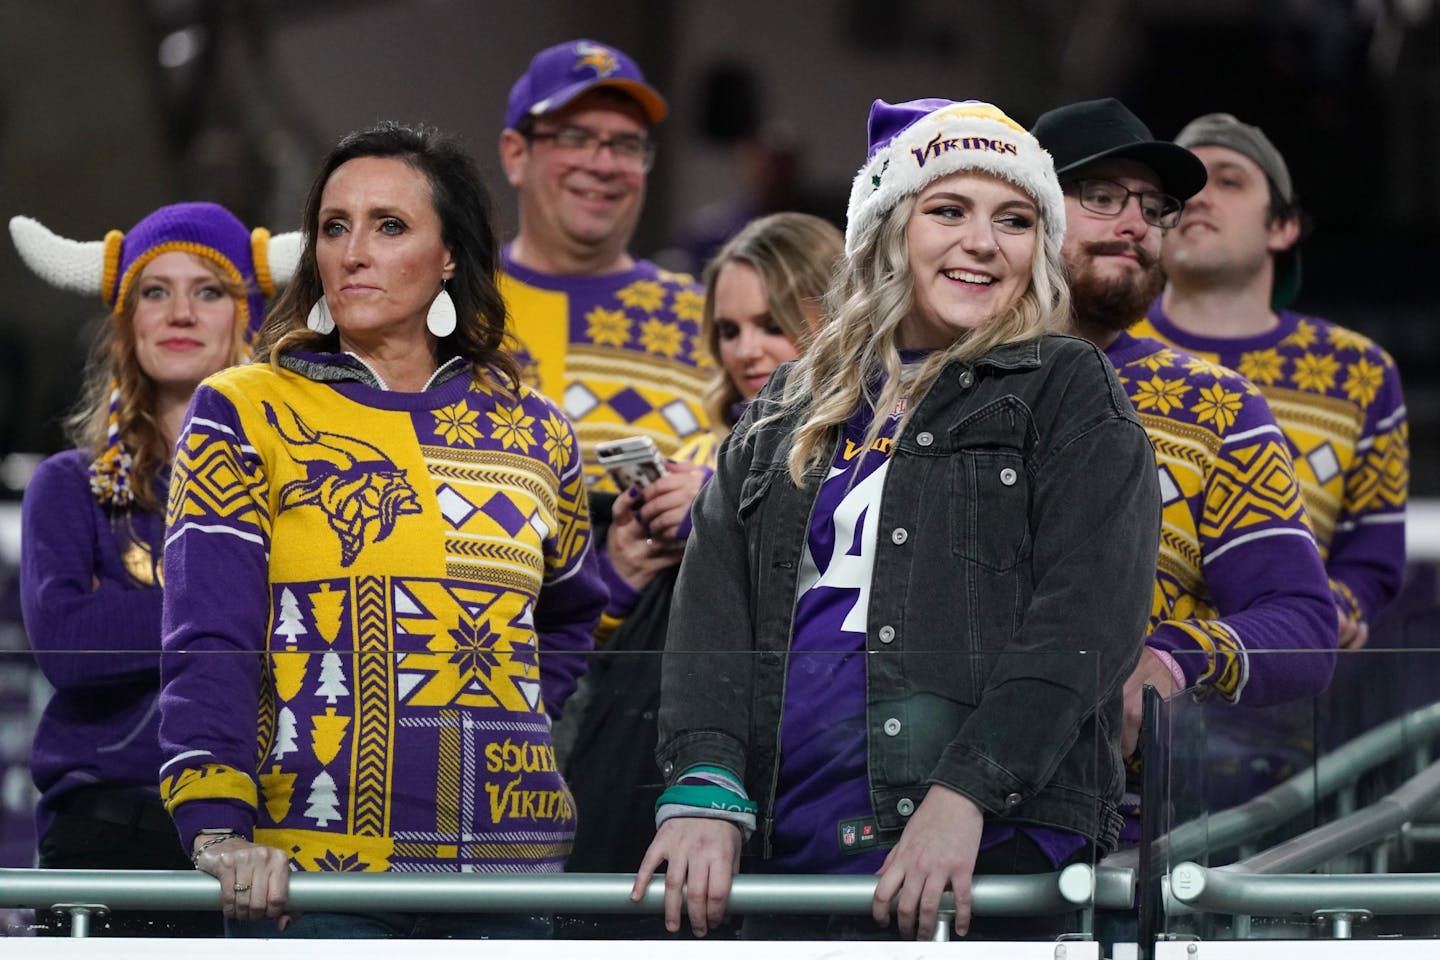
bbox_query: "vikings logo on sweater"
[160,362,604,875]
[264,402,422,567]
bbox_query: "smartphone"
[596,436,668,491]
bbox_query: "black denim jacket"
[658,334,1161,855]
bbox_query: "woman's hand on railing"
[871,784,984,940]
[192,835,294,929]
[630,816,742,937]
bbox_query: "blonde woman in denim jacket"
[632,98,1161,942]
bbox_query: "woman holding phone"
[563,213,843,887]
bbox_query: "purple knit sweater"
[21,448,169,843]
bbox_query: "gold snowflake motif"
[639,318,685,358]
[1282,319,1318,349]
[1343,357,1384,406]
[616,280,667,312]
[654,267,696,287]
[672,288,704,324]
[1191,383,1244,432]
[433,401,482,447]
[541,412,569,471]
[488,403,537,451]
[1238,348,1285,385]
[1132,375,1191,416]
[1327,325,1371,353]
[1181,354,1223,378]
[586,307,632,348]
[1292,352,1340,393]
[691,339,715,369]
[1136,348,1180,373]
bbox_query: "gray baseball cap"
[1175,113,1301,307]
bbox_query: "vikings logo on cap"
[574,40,620,79]
[505,37,668,129]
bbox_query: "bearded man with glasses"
[1032,100,1337,846]
[498,39,710,494]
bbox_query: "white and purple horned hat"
[844,98,1066,260]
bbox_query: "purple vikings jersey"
[770,372,1084,874]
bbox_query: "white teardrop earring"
[427,282,457,338]
[306,297,335,334]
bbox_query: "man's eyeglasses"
[527,125,656,172]
[1068,179,1183,229]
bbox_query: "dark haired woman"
[158,122,606,938]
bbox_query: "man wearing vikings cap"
[497,39,710,496]
[10,202,291,936]
[1133,113,1408,649]
[1031,100,1336,783]
[632,98,1159,941]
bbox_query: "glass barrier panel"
[0,643,1108,948]
[1145,560,1440,947]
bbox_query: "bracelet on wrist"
[191,832,241,865]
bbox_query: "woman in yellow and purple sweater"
[157,122,605,939]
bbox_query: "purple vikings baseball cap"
[505,39,668,130]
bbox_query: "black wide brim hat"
[1032,98,1208,202]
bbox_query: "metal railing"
[1166,760,1440,938]
[0,864,1122,940]
[1102,699,1440,878]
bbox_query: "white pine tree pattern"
[303,770,341,827]
[273,588,307,647]
[315,651,349,704]
[271,706,299,760]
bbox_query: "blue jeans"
[227,911,552,939]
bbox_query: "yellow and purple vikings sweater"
[158,352,605,874]
[1107,333,1336,703]
[500,249,712,491]
[1136,307,1408,624]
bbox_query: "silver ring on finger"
[233,882,252,892]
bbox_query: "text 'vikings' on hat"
[844,98,1065,259]
[506,39,667,131]
[1030,98,1207,202]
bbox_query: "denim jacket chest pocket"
[735,454,816,653]
[944,397,1035,573]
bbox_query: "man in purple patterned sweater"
[1134,113,1408,649]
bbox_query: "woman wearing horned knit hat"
[631,99,1161,942]
[11,202,294,936]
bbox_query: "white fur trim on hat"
[844,102,1065,261]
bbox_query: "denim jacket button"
[878,625,896,643]
[916,431,934,447]
[1000,467,1018,486]
[896,798,915,817]
[890,527,909,545]
[883,717,902,736]
[958,369,975,388]
[1004,792,1023,808]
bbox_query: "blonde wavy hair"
[699,212,844,430]
[763,189,1070,485]
[67,259,250,513]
